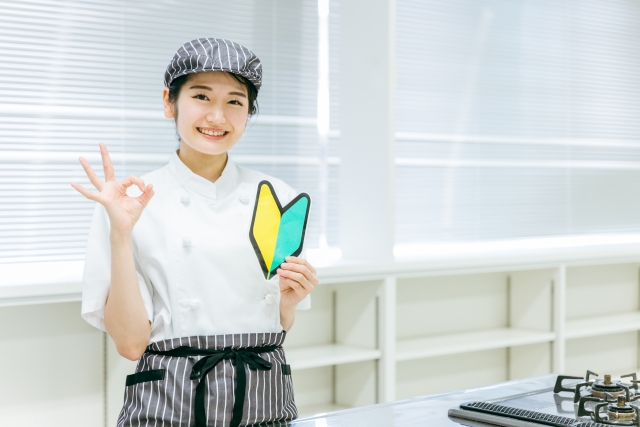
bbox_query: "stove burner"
[608,395,636,420]
[592,375,627,398]
[554,371,638,403]
[591,393,640,426]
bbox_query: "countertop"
[291,375,557,426]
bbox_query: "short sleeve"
[81,203,154,332]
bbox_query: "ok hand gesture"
[71,143,154,236]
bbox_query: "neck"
[177,141,228,183]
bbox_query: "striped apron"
[116,332,297,427]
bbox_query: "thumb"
[137,184,155,208]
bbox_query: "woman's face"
[163,71,250,156]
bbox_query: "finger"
[78,156,104,191]
[278,268,313,292]
[71,183,101,202]
[279,276,305,295]
[282,261,318,285]
[120,175,145,192]
[286,256,316,275]
[281,277,310,300]
[280,262,316,284]
[136,184,155,208]
[99,143,116,182]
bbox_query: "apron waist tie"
[147,344,280,427]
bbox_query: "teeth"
[198,128,226,136]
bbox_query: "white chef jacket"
[81,150,310,343]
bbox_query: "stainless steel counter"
[291,375,557,426]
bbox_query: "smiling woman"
[163,72,254,161]
[71,38,318,427]
[166,71,259,123]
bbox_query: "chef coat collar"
[168,150,238,200]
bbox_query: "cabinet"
[2,253,640,423]
[284,260,640,416]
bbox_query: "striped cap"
[164,38,262,90]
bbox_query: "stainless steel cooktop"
[450,371,640,427]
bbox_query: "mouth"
[197,127,228,138]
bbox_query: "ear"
[162,87,175,119]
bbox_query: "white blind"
[395,0,640,245]
[1,0,339,264]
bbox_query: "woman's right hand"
[71,143,155,236]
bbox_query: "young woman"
[72,38,318,427]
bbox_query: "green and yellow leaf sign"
[249,181,311,279]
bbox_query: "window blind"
[0,0,339,264]
[395,0,640,247]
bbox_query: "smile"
[197,128,228,137]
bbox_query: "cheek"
[176,101,205,129]
[227,109,248,133]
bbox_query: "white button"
[189,299,201,309]
[264,294,275,305]
[181,193,190,205]
[239,193,250,204]
[182,236,191,247]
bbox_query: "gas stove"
[450,371,640,427]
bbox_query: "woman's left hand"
[277,256,318,308]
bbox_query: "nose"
[206,104,226,125]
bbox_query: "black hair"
[166,72,259,118]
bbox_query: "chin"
[186,139,234,157]
[197,147,229,156]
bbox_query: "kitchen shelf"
[565,312,640,340]
[8,255,640,423]
[396,328,556,361]
[286,344,381,370]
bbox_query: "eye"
[193,93,209,101]
[229,99,244,106]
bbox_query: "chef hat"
[164,38,262,90]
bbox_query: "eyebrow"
[189,85,247,98]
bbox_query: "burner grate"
[460,401,619,427]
